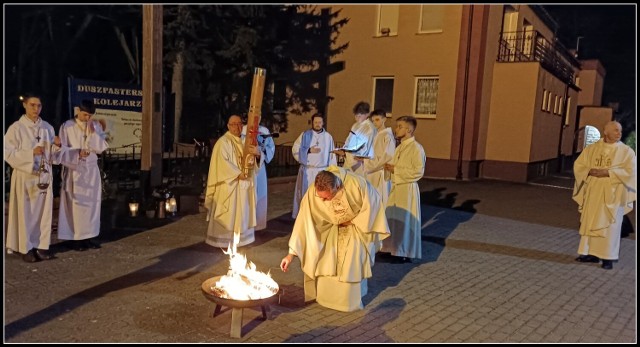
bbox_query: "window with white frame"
[373,77,394,117]
[414,76,439,117]
[377,4,399,36]
[542,89,548,111]
[554,95,559,114]
[546,92,553,112]
[419,5,444,33]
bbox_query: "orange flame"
[211,243,278,300]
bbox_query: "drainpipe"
[456,5,474,180]
[557,80,570,172]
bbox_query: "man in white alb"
[291,113,337,218]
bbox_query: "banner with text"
[68,77,142,154]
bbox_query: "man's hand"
[280,254,294,272]
[248,144,261,156]
[339,220,353,227]
[384,163,395,174]
[309,147,321,154]
[589,168,609,177]
[53,136,61,147]
[331,149,345,157]
[238,172,248,180]
[33,146,44,155]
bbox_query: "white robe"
[291,129,337,218]
[342,119,377,177]
[241,125,275,230]
[382,137,426,259]
[4,116,63,254]
[572,139,636,260]
[288,166,390,312]
[364,127,396,206]
[204,131,258,248]
[57,119,109,241]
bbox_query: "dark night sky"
[544,4,636,130]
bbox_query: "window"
[377,4,399,36]
[546,92,553,112]
[414,76,439,118]
[558,96,564,115]
[554,95,559,114]
[522,22,534,57]
[373,77,394,117]
[419,5,444,33]
[542,90,548,111]
[565,97,571,125]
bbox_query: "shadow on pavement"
[420,187,480,263]
[4,241,224,340]
[283,298,406,342]
[363,188,480,308]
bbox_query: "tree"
[162,5,349,142]
[4,5,141,126]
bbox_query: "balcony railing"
[497,30,578,85]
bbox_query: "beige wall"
[274,4,583,182]
[502,5,555,40]
[577,59,606,107]
[317,4,464,159]
[530,68,571,161]
[486,63,538,162]
[472,5,505,160]
[579,106,614,135]
[276,115,312,146]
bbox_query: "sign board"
[68,77,142,154]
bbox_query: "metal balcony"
[497,30,578,85]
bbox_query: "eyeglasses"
[314,187,342,201]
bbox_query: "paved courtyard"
[4,176,637,343]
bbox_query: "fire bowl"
[201,276,279,308]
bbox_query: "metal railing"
[497,30,578,85]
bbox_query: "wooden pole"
[142,4,163,195]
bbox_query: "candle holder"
[128,201,139,217]
[165,196,178,217]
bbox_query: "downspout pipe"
[456,5,474,180]
[557,81,570,172]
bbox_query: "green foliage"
[162,5,350,139]
[623,130,636,153]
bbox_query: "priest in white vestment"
[241,124,275,230]
[572,121,636,270]
[5,94,64,262]
[204,115,261,248]
[57,100,110,251]
[363,109,396,207]
[382,116,426,261]
[291,114,337,218]
[280,166,390,312]
[332,101,377,177]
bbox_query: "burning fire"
[210,243,279,301]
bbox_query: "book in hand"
[333,143,365,153]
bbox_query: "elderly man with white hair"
[572,120,636,270]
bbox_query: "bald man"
[573,121,636,270]
[204,115,261,248]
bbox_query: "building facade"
[278,4,603,182]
